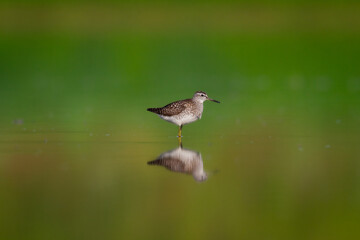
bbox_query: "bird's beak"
[207,97,220,103]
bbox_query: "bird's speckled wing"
[147,99,191,116]
[148,158,186,173]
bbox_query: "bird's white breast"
[158,101,204,126]
[159,114,198,126]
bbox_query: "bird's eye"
[201,94,205,97]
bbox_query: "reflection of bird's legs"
[178,125,182,138]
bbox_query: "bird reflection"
[148,143,207,182]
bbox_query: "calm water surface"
[1,112,359,239]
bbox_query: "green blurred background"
[0,1,360,240]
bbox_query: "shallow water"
[1,112,359,239]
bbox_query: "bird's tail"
[147,159,161,165]
[147,108,161,114]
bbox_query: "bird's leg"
[177,135,182,146]
[177,125,182,138]
[177,125,182,146]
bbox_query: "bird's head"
[193,91,220,103]
[193,171,208,182]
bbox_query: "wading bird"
[147,91,220,137]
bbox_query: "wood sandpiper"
[147,91,220,137]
